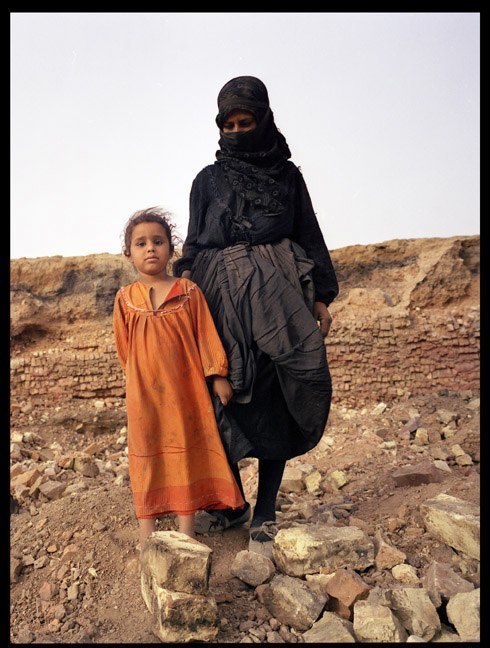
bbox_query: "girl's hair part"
[121,207,181,257]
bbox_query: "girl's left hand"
[212,376,234,406]
[313,301,333,338]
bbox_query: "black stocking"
[251,458,286,527]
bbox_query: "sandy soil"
[9,388,480,644]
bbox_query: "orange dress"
[113,277,245,519]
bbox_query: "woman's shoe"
[194,502,251,534]
[249,520,278,542]
[248,521,278,560]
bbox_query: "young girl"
[113,206,245,549]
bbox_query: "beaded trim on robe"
[119,282,196,315]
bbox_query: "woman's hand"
[181,270,192,279]
[212,376,234,406]
[313,301,333,338]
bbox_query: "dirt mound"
[10,236,479,342]
[330,235,479,312]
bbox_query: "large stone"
[391,461,444,487]
[353,600,408,643]
[436,409,458,425]
[273,525,374,577]
[38,480,66,500]
[365,586,392,607]
[329,469,349,489]
[423,561,474,602]
[262,574,327,631]
[10,468,42,488]
[323,568,371,620]
[140,531,212,595]
[388,587,441,641]
[279,467,304,493]
[446,588,480,642]
[302,611,356,643]
[420,493,480,559]
[431,622,462,642]
[304,470,322,494]
[373,530,407,569]
[141,573,218,643]
[391,563,419,584]
[231,550,275,586]
[73,456,100,478]
[304,573,336,595]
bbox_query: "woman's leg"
[250,458,286,536]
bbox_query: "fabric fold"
[190,239,332,460]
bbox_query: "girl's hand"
[212,376,234,406]
[313,301,333,338]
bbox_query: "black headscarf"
[215,76,292,218]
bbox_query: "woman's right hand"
[181,270,192,279]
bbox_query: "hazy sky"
[11,12,479,260]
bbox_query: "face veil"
[215,76,292,218]
[216,75,291,164]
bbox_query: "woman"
[173,75,339,556]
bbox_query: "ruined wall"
[10,236,480,407]
[327,307,479,405]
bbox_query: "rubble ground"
[10,389,480,644]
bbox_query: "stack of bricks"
[10,306,479,407]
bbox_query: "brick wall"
[10,306,480,407]
[326,307,480,405]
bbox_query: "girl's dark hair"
[122,207,178,257]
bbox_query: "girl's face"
[222,109,257,133]
[128,221,172,278]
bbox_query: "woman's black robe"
[173,161,339,461]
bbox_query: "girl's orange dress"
[113,277,244,519]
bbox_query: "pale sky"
[10,12,480,260]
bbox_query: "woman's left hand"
[313,301,333,338]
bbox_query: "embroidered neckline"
[120,282,196,315]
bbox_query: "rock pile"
[10,370,480,642]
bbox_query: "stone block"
[141,574,218,643]
[279,467,304,493]
[273,525,374,577]
[262,574,327,631]
[231,550,275,586]
[420,494,480,560]
[353,601,408,643]
[446,588,480,642]
[140,531,212,596]
[423,561,474,602]
[391,461,445,487]
[323,568,371,619]
[388,587,441,641]
[302,611,356,642]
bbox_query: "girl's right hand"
[212,376,234,406]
